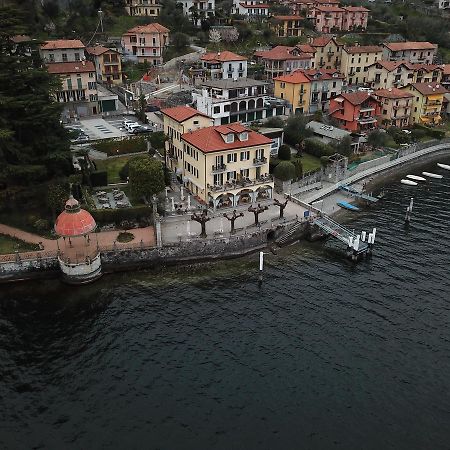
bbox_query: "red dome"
[54,196,96,237]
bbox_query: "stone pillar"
[156,217,162,248]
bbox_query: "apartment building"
[192,78,285,125]
[372,88,414,128]
[86,46,123,85]
[121,23,169,65]
[282,0,340,15]
[401,82,448,125]
[274,68,344,114]
[232,0,270,17]
[40,39,85,63]
[124,0,161,16]
[200,51,248,80]
[270,15,304,37]
[442,65,450,90]
[254,46,314,79]
[382,42,438,65]
[309,5,368,33]
[328,91,381,133]
[367,60,443,90]
[340,45,383,86]
[180,123,274,209]
[309,35,342,70]
[162,106,213,174]
[47,61,98,117]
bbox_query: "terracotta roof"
[302,68,345,80]
[373,88,414,99]
[273,15,304,20]
[256,46,313,61]
[314,5,345,12]
[11,35,31,43]
[46,61,95,74]
[54,197,96,237]
[87,46,118,56]
[296,44,316,53]
[182,124,272,153]
[344,45,383,54]
[239,2,270,7]
[201,50,247,63]
[340,91,374,105]
[161,106,209,122]
[41,39,85,50]
[310,35,336,47]
[384,41,437,51]
[443,64,450,76]
[342,6,369,11]
[406,82,448,96]
[124,23,169,35]
[274,70,310,83]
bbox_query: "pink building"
[311,5,368,32]
[121,23,169,65]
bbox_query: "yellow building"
[180,123,274,209]
[340,45,383,86]
[274,71,311,114]
[124,0,161,17]
[162,106,213,174]
[401,82,448,125]
[271,15,304,37]
[372,88,414,128]
[309,35,342,70]
[87,46,123,85]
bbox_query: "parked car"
[130,125,152,134]
[122,118,136,127]
[125,122,140,132]
[145,105,160,112]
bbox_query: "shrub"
[303,138,334,158]
[92,136,147,156]
[292,158,303,179]
[278,144,291,160]
[148,131,166,150]
[117,231,135,243]
[273,161,296,181]
[89,205,153,226]
[90,171,108,187]
[413,124,445,140]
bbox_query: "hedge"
[412,124,445,140]
[90,171,108,187]
[89,205,153,225]
[92,136,147,156]
[303,138,335,158]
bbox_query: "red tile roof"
[274,70,310,83]
[368,60,443,72]
[46,61,95,74]
[256,45,313,61]
[296,44,316,54]
[41,39,85,50]
[124,23,169,35]
[161,106,210,122]
[273,15,304,20]
[87,45,119,56]
[182,124,272,153]
[342,6,369,11]
[310,35,338,47]
[344,45,383,54]
[54,197,96,237]
[11,35,31,43]
[340,91,375,105]
[406,82,448,96]
[384,41,437,51]
[373,88,414,99]
[443,64,450,76]
[201,50,247,63]
[239,2,270,7]
[302,68,345,80]
[314,5,345,11]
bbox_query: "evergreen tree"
[0,6,71,186]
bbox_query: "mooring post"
[405,198,414,224]
[259,251,264,282]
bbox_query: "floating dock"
[338,184,379,203]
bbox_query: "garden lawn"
[0,234,40,254]
[296,153,322,174]
[94,156,133,184]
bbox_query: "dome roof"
[54,196,96,237]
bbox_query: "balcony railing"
[359,106,375,113]
[357,116,377,123]
[207,175,273,193]
[227,68,234,73]
[426,100,441,106]
[253,156,267,165]
[211,164,226,173]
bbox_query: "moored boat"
[406,175,426,182]
[337,201,360,211]
[437,163,450,170]
[422,172,443,179]
[401,179,418,186]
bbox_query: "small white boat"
[422,171,443,179]
[437,163,450,170]
[406,174,426,182]
[401,179,418,186]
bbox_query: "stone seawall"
[0,222,310,284]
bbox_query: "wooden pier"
[338,184,379,203]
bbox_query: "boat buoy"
[437,163,450,170]
[401,179,418,186]
[406,174,426,182]
[422,171,443,179]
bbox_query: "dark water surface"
[1,160,450,450]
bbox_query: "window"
[49,53,54,62]
[62,53,67,62]
[240,151,250,161]
[225,133,234,143]
[193,120,199,125]
[239,132,248,141]
[89,72,94,78]
[224,104,230,112]
[74,52,80,61]
[240,169,249,178]
[213,106,220,114]
[280,82,285,88]
[227,153,237,163]
[227,171,237,181]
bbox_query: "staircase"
[276,221,304,246]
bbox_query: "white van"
[127,123,141,133]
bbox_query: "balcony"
[359,106,375,113]
[426,100,441,106]
[357,116,376,123]
[227,68,235,73]
[211,164,227,173]
[207,175,274,194]
[253,156,267,166]
[238,68,245,73]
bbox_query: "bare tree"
[191,209,211,238]
[209,29,222,50]
[248,203,268,226]
[223,210,244,234]
[273,198,288,219]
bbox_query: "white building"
[382,41,438,65]
[40,39,86,63]
[192,78,285,125]
[232,0,269,18]
[201,51,248,80]
[182,0,215,22]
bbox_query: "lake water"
[1,159,450,450]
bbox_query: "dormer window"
[225,133,234,143]
[239,132,248,141]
